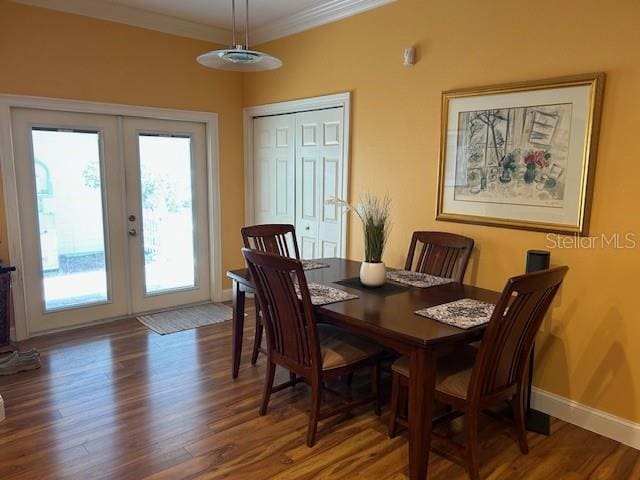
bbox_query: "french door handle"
[128,228,137,237]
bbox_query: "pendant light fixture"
[197,0,282,72]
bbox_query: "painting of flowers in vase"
[437,73,604,235]
[453,103,570,208]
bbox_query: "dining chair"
[242,248,382,447]
[241,224,301,364]
[387,266,569,480]
[241,223,301,259]
[405,231,474,283]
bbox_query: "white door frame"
[243,92,351,257]
[0,94,223,340]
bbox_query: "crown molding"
[11,0,397,46]
[11,0,231,44]
[252,0,397,44]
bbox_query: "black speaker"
[526,250,550,273]
[523,249,551,435]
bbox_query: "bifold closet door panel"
[294,107,344,259]
[252,114,296,225]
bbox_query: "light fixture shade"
[197,0,282,72]
[197,48,282,72]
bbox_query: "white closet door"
[252,114,296,225]
[295,108,344,259]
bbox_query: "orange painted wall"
[243,0,640,422]
[0,1,245,282]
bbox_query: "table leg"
[408,347,437,480]
[231,280,246,379]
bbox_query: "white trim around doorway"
[242,92,351,257]
[0,94,223,341]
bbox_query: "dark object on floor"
[0,350,41,375]
[0,263,17,349]
[524,249,552,435]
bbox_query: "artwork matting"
[436,73,605,235]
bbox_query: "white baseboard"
[24,300,221,339]
[220,288,254,302]
[532,387,640,450]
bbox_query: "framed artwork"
[436,73,605,235]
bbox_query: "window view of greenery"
[32,129,109,310]
[33,130,197,311]
[137,134,196,294]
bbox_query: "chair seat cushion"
[317,324,382,370]
[391,348,476,399]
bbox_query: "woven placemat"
[387,269,452,288]
[415,298,495,329]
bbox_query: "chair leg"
[372,362,381,416]
[464,411,481,480]
[346,372,354,386]
[400,382,407,419]
[251,305,263,365]
[307,379,322,447]
[512,387,529,454]
[388,371,401,438]
[289,371,297,385]
[259,360,276,416]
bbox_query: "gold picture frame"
[436,73,605,235]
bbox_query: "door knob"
[305,225,310,231]
[128,228,137,236]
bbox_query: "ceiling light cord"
[231,0,236,48]
[196,0,282,71]
[245,0,249,49]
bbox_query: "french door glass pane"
[138,134,196,294]
[31,129,109,311]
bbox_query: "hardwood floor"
[0,303,638,479]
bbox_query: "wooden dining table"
[226,257,501,480]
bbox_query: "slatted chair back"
[242,248,320,375]
[404,231,474,283]
[241,224,300,259]
[469,266,568,403]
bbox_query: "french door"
[122,118,209,313]
[11,108,210,333]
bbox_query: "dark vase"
[499,170,512,183]
[524,165,536,184]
